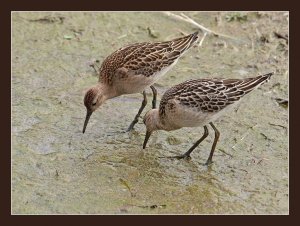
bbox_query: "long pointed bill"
[143,130,152,149]
[82,110,92,133]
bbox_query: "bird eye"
[92,102,96,106]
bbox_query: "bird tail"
[171,31,199,54]
[236,72,274,94]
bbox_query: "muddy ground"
[12,12,288,214]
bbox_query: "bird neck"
[151,109,165,131]
[95,82,118,101]
[155,109,181,131]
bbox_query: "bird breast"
[113,60,178,95]
[163,100,237,130]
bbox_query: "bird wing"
[99,32,199,84]
[160,73,273,115]
[122,32,199,77]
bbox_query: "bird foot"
[168,154,191,160]
[204,159,213,166]
[126,124,136,132]
[126,120,139,132]
[125,127,134,133]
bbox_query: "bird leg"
[173,126,209,159]
[205,122,220,165]
[126,91,147,132]
[150,85,157,109]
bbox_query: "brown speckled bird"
[143,72,274,165]
[82,32,199,133]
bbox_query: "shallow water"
[12,12,288,214]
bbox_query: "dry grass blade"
[163,12,241,41]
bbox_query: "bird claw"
[173,154,191,160]
[126,124,136,132]
[158,154,191,160]
[126,127,134,133]
[204,159,213,166]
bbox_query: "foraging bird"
[83,32,200,133]
[142,72,274,165]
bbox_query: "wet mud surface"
[12,12,288,214]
